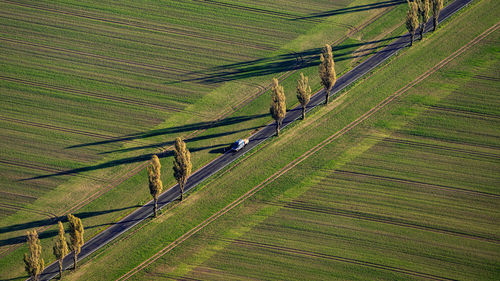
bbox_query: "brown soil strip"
[473,74,500,81]
[229,238,457,281]
[426,105,500,120]
[278,200,499,243]
[332,170,500,198]
[378,136,500,159]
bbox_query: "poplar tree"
[296,73,311,120]
[53,221,69,278]
[432,0,443,31]
[173,137,192,201]
[417,0,431,39]
[24,230,44,281]
[147,155,163,217]
[269,78,286,136]
[67,214,84,270]
[406,1,419,46]
[319,44,336,105]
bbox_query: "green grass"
[25,0,498,280]
[0,0,349,219]
[0,0,416,278]
[174,23,500,281]
[182,54,500,280]
[0,0,399,224]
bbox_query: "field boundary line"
[115,20,500,281]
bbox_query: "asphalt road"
[36,0,473,279]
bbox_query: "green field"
[115,1,498,280]
[180,57,500,280]
[0,0,419,278]
[0,0,341,218]
[17,0,496,279]
[0,0,406,222]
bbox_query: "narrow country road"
[36,0,473,279]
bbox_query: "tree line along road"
[35,0,474,279]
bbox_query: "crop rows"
[0,0,351,221]
[175,26,500,281]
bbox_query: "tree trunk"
[324,92,329,105]
[153,197,158,217]
[58,259,63,278]
[301,106,306,120]
[420,23,425,39]
[410,31,414,46]
[433,16,438,31]
[73,252,77,270]
[276,121,280,136]
[179,183,184,201]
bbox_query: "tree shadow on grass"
[99,125,262,155]
[0,205,140,246]
[292,0,406,20]
[67,113,267,149]
[176,37,400,85]
[21,123,263,181]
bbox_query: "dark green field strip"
[0,162,67,196]
[0,76,185,114]
[0,116,115,140]
[189,0,323,23]
[0,99,154,139]
[0,0,280,51]
[226,239,456,281]
[0,22,229,74]
[67,0,321,36]
[0,56,200,108]
[0,128,102,167]
[0,158,107,185]
[377,136,500,161]
[346,142,500,195]
[0,36,189,79]
[0,85,165,133]
[0,47,207,104]
[0,58,198,107]
[228,0,352,15]
[0,7,267,60]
